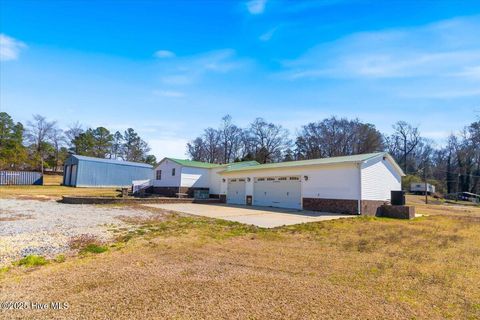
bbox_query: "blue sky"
[1,0,479,159]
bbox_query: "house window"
[156,170,162,180]
[172,168,176,176]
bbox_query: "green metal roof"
[222,160,260,170]
[167,158,222,168]
[222,152,391,173]
[166,158,260,169]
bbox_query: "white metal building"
[149,152,404,215]
[410,182,436,195]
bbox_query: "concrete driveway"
[142,203,356,228]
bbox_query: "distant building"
[63,155,153,187]
[410,182,435,195]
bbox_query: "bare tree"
[187,137,206,161]
[249,118,290,163]
[295,117,383,159]
[203,128,222,163]
[26,114,57,173]
[65,121,84,153]
[388,121,420,173]
[219,115,242,163]
[239,129,255,161]
[48,128,66,171]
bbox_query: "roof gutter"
[220,160,363,174]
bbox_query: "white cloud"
[259,27,277,41]
[246,0,267,15]
[282,15,480,80]
[0,34,26,61]
[153,89,185,98]
[422,130,452,140]
[161,75,194,85]
[160,49,248,85]
[452,65,480,79]
[400,88,480,99]
[154,50,175,58]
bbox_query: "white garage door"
[227,178,246,205]
[254,176,301,209]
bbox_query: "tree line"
[1,111,478,194]
[0,112,156,172]
[187,115,480,195]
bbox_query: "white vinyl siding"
[361,157,401,201]
[152,159,181,187]
[220,163,362,208]
[301,165,360,200]
[209,167,224,195]
[180,167,210,188]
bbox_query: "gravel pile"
[0,199,154,266]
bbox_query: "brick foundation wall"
[150,187,179,197]
[360,200,389,217]
[302,198,395,216]
[179,187,209,197]
[380,205,415,219]
[302,198,358,214]
[219,195,226,203]
[62,196,223,205]
[150,186,209,198]
[62,196,194,205]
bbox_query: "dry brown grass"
[0,185,118,200]
[42,174,63,186]
[68,234,104,250]
[0,213,32,221]
[1,198,479,319]
[408,194,480,218]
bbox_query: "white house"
[150,158,259,197]
[150,152,404,216]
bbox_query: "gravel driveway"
[0,199,154,266]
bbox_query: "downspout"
[357,162,362,215]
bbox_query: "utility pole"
[423,163,428,204]
[456,173,460,202]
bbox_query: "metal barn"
[63,155,153,187]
